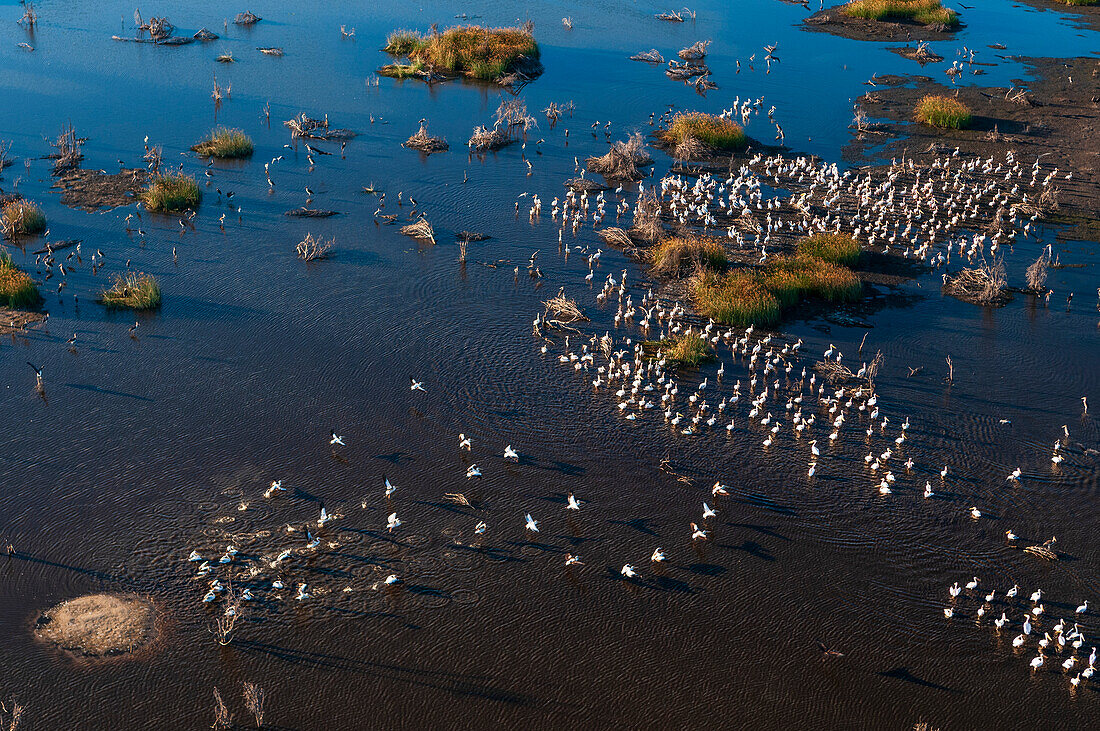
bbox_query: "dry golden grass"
[383,25,538,80]
[914,94,972,129]
[649,235,728,276]
[842,0,960,26]
[663,112,746,150]
[647,332,713,367]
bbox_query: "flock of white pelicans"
[944,577,1095,688]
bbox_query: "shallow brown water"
[0,1,1098,728]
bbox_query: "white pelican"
[565,554,583,566]
[524,513,539,532]
[330,431,345,446]
[188,550,203,562]
[690,523,708,541]
[621,564,637,578]
[712,482,729,496]
[387,512,402,532]
[458,433,472,450]
[651,548,666,562]
[466,464,482,478]
[702,503,717,519]
[384,574,401,585]
[969,506,982,519]
[318,507,332,526]
[410,377,426,392]
[1076,600,1089,615]
[1012,634,1025,647]
[296,583,310,600]
[566,493,582,510]
[1031,588,1042,603]
[504,445,519,461]
[1030,655,1044,670]
[272,580,284,590]
[384,477,397,497]
[966,577,979,591]
[474,520,487,534]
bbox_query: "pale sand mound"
[35,593,157,656]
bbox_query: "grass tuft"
[693,254,862,326]
[797,232,862,266]
[647,332,713,367]
[842,0,960,26]
[914,94,972,129]
[649,235,728,276]
[0,251,41,307]
[382,25,538,80]
[191,127,254,158]
[1,200,47,238]
[663,112,746,150]
[142,172,201,212]
[98,272,161,309]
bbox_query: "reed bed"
[1,200,46,239]
[630,189,664,243]
[662,112,746,151]
[141,172,200,212]
[914,95,972,129]
[191,127,253,158]
[0,251,41,307]
[381,25,538,81]
[649,332,712,366]
[98,272,161,310]
[842,0,959,26]
[404,121,448,152]
[1025,251,1049,292]
[796,232,861,266]
[648,235,727,276]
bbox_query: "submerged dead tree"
[942,259,1009,306]
[586,133,653,181]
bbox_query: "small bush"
[797,232,862,266]
[98,272,161,309]
[382,25,538,80]
[142,173,201,212]
[842,0,960,26]
[191,127,253,158]
[663,112,746,151]
[914,95,972,129]
[0,251,41,307]
[649,235,728,276]
[1,200,47,238]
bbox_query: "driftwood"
[296,233,332,261]
[400,217,436,244]
[630,49,664,63]
[284,113,356,141]
[942,260,1009,306]
[586,133,653,181]
[234,11,262,25]
[563,177,607,193]
[1024,252,1049,293]
[678,40,710,61]
[404,122,448,153]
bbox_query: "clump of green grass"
[842,0,960,26]
[914,94,972,129]
[663,112,747,151]
[694,270,781,326]
[141,172,201,212]
[797,232,862,266]
[0,251,41,307]
[381,25,538,80]
[646,332,713,367]
[649,235,728,276]
[98,272,161,310]
[191,127,253,158]
[1,200,47,238]
[693,254,862,326]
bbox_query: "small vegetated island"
[190,126,254,158]
[141,171,201,212]
[379,24,542,83]
[914,94,972,129]
[807,0,961,40]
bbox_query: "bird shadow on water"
[63,382,154,401]
[716,540,777,561]
[877,666,961,694]
[607,517,660,536]
[231,638,557,709]
[373,451,415,466]
[724,522,792,542]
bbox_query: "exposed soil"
[0,306,44,334]
[54,168,149,212]
[34,593,158,657]
[804,6,960,42]
[847,56,1100,218]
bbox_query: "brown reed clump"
[400,217,436,244]
[212,688,232,729]
[542,288,589,330]
[586,133,653,181]
[296,233,333,261]
[51,123,84,174]
[941,259,1009,305]
[678,40,711,60]
[1025,251,1049,293]
[630,188,663,243]
[649,235,728,277]
[404,121,449,152]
